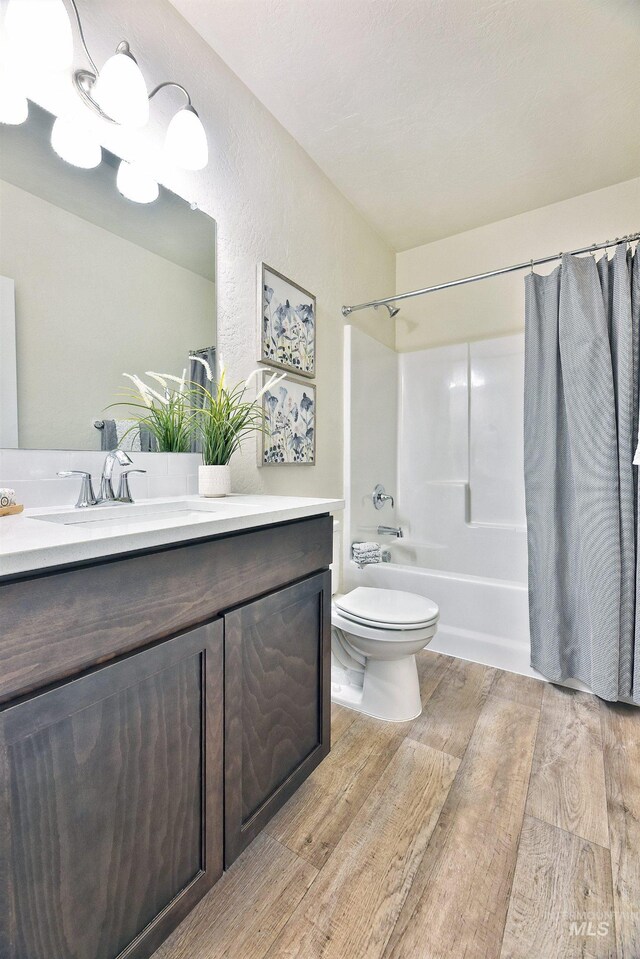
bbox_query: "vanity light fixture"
[90,41,149,129]
[116,159,160,204]
[0,80,28,125]
[51,116,102,169]
[0,4,30,125]
[1,0,209,198]
[65,0,208,170]
[5,0,73,72]
[164,100,209,171]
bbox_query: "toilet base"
[331,654,423,723]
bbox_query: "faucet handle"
[57,470,98,509]
[372,484,394,510]
[116,469,146,503]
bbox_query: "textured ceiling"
[170,0,640,251]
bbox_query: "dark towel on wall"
[99,419,156,452]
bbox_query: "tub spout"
[377,525,403,538]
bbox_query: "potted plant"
[110,371,195,452]
[190,355,284,496]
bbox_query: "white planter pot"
[198,464,231,497]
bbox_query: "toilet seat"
[334,587,439,631]
[332,606,438,644]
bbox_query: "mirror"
[0,100,216,450]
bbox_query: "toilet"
[331,529,439,722]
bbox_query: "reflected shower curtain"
[524,244,640,702]
[188,346,216,453]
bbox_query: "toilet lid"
[334,588,439,628]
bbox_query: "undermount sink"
[30,499,259,530]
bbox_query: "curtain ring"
[529,258,534,275]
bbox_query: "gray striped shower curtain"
[524,244,640,702]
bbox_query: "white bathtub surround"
[343,326,398,581]
[345,327,527,578]
[198,464,231,497]
[0,494,344,578]
[397,335,527,579]
[344,325,533,677]
[0,450,202,509]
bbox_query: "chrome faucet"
[377,524,403,538]
[99,449,132,502]
[372,484,394,510]
[58,449,143,508]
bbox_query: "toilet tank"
[331,519,341,595]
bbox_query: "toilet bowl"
[331,586,439,722]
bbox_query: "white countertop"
[0,494,344,579]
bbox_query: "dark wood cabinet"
[0,621,224,959]
[224,571,331,866]
[0,515,333,959]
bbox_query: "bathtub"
[344,545,541,679]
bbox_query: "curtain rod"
[341,231,640,317]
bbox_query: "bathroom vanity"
[0,78,340,959]
[0,495,340,959]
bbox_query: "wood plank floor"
[156,651,640,959]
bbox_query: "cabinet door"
[0,621,223,959]
[224,571,331,866]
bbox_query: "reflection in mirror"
[0,100,216,450]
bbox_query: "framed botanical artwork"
[260,263,316,378]
[260,373,316,466]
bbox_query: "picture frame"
[259,372,316,466]
[259,263,316,378]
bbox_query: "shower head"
[374,303,401,318]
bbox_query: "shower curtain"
[524,243,640,702]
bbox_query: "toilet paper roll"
[0,488,16,508]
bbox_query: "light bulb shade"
[0,85,28,124]
[5,0,73,72]
[164,106,208,171]
[93,52,149,128]
[51,117,102,169]
[116,160,159,204]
